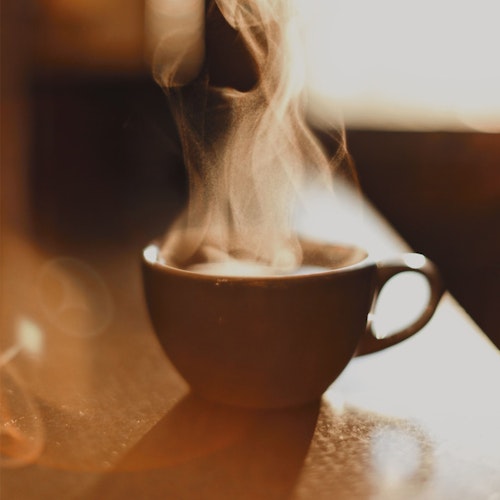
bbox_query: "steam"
[151,0,347,273]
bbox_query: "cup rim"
[143,238,373,282]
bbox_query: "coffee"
[164,238,367,277]
[185,261,332,277]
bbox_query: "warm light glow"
[402,254,427,271]
[371,427,423,486]
[300,0,500,131]
[372,272,431,339]
[0,317,44,367]
[16,317,44,357]
[144,244,160,264]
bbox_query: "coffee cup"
[142,238,444,409]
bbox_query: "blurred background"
[2,0,499,347]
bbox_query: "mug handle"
[356,253,445,356]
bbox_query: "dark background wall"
[348,131,500,347]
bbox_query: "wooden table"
[2,184,499,499]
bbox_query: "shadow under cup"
[142,239,444,409]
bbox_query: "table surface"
[1,184,499,500]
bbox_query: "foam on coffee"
[169,239,367,277]
[186,260,331,277]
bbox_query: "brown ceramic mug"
[142,238,444,409]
